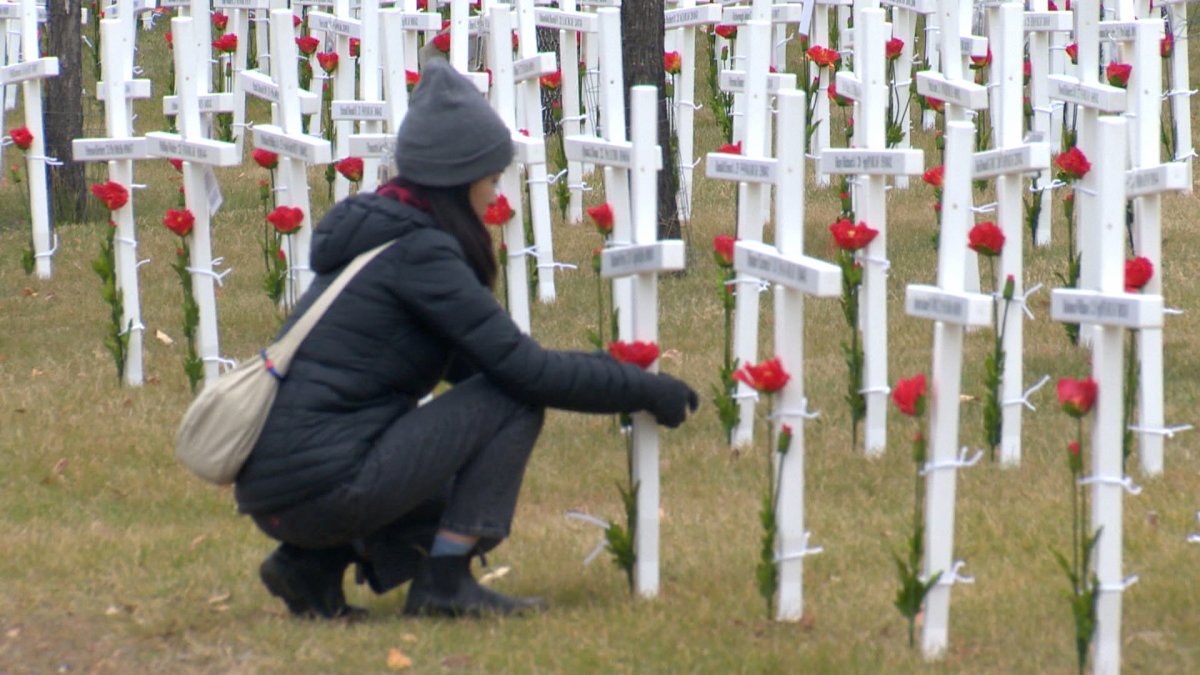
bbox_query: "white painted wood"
[1025,0,1060,247]
[15,0,56,279]
[597,8,633,342]
[1166,4,1193,187]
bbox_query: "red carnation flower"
[829,218,879,251]
[733,357,790,394]
[334,156,364,182]
[483,194,514,225]
[714,24,737,40]
[1054,146,1091,181]
[252,148,279,170]
[970,47,992,68]
[1065,42,1078,65]
[925,96,945,112]
[885,37,903,61]
[349,38,361,58]
[967,221,1005,257]
[608,340,660,370]
[1124,256,1153,292]
[165,31,173,49]
[922,165,944,189]
[1057,377,1097,418]
[163,208,195,237]
[211,12,229,31]
[296,35,320,56]
[828,82,850,107]
[9,126,32,150]
[587,202,614,234]
[540,70,562,90]
[212,33,238,54]
[806,45,840,68]
[1105,62,1131,88]
[716,141,742,155]
[90,181,129,211]
[1161,31,1174,59]
[406,69,421,89]
[892,373,927,417]
[713,234,736,268]
[293,14,302,28]
[432,32,450,53]
[266,205,305,234]
[663,51,682,76]
[317,51,338,74]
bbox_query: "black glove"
[646,373,699,428]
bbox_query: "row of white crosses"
[562,8,684,597]
[1,0,57,279]
[664,0,722,224]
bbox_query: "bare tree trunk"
[45,0,86,224]
[621,0,681,240]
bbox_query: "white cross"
[822,7,925,456]
[1049,115,1152,675]
[732,89,840,622]
[1024,1,1074,247]
[308,0,363,200]
[597,85,684,599]
[664,1,722,223]
[1,0,58,279]
[146,16,243,387]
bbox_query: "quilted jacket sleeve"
[389,230,658,414]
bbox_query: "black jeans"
[253,376,545,591]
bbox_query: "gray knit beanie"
[395,59,514,187]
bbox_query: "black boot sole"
[260,556,369,621]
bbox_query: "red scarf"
[376,177,432,213]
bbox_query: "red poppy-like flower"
[892,373,927,417]
[212,33,238,54]
[1064,42,1078,65]
[9,126,32,150]
[511,31,519,50]
[539,70,562,90]
[266,205,305,234]
[970,47,992,68]
[165,31,173,49]
[885,37,903,61]
[169,158,183,172]
[828,81,850,107]
[276,248,287,262]
[334,156,364,182]
[714,24,737,40]
[806,45,840,68]
[608,340,660,369]
[1068,440,1080,456]
[349,38,361,58]
[432,32,450,53]
[925,96,945,112]
[163,208,195,237]
[663,51,682,75]
[967,221,1005,257]
[416,0,428,9]
[1105,62,1131,88]
[1054,146,1091,181]
[293,14,302,28]
[317,51,338,73]
[733,357,790,394]
[587,203,614,234]
[406,69,421,88]
[713,234,736,268]
[1057,377,1097,418]
[296,35,320,56]
[922,165,944,189]
[211,12,229,31]
[828,218,879,251]
[90,181,129,211]
[252,148,279,170]
[716,141,742,155]
[1125,256,1154,292]
[483,194,514,225]
[1161,31,1174,59]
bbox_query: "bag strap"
[264,240,396,374]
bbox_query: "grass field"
[1,16,1199,674]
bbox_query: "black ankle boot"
[260,544,368,620]
[402,555,546,618]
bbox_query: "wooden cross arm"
[1050,289,1164,330]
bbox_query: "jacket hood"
[310,193,436,274]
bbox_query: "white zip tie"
[130,183,147,189]
[679,157,703,170]
[1164,307,1184,316]
[1175,149,1198,161]
[132,66,144,76]
[509,246,538,258]
[113,236,138,248]
[769,401,821,420]
[203,355,239,371]
[1127,423,1193,438]
[537,262,578,270]
[567,182,593,192]
[1003,374,1051,411]
[1097,575,1139,594]
[135,258,152,269]
[1164,88,1198,99]
[676,100,704,111]
[564,510,611,566]
[545,168,568,185]
[118,321,146,336]
[1073,185,1097,196]
[859,385,891,396]
[1188,511,1200,543]
[33,234,59,259]
[186,265,234,286]
[932,560,975,587]
[859,254,890,271]
[1016,282,1044,320]
[1029,178,1065,193]
[971,201,997,213]
[1032,102,1065,114]
[82,35,93,49]
[1077,474,1143,496]
[774,531,824,563]
[724,276,771,292]
[920,446,984,476]
[732,390,760,401]
[28,155,63,166]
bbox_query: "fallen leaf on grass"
[207,592,231,605]
[30,369,45,378]
[386,648,413,670]
[0,355,7,363]
[189,534,207,550]
[798,613,816,631]
[6,628,20,639]
[105,603,134,616]
[441,654,472,669]
[155,330,174,346]
[960,394,977,402]
[478,566,510,585]
[1146,510,1159,528]
[399,633,418,643]
[146,376,161,385]
[20,287,36,297]
[42,459,68,484]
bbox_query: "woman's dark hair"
[397,178,498,289]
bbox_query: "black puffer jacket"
[235,193,665,514]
